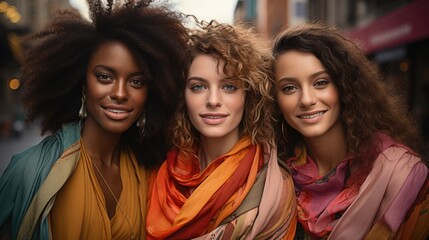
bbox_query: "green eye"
[282,85,297,93]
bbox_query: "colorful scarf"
[287,133,429,239]
[146,137,297,239]
[0,122,81,239]
[194,145,297,240]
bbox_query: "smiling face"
[84,41,148,136]
[275,50,343,140]
[185,54,245,144]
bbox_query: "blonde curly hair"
[169,21,276,156]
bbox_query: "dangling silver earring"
[78,88,87,118]
[136,111,146,136]
[281,120,289,143]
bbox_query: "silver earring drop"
[136,111,146,136]
[79,89,87,118]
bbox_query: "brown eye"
[314,79,329,88]
[130,78,145,88]
[96,73,112,82]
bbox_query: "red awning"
[344,0,429,53]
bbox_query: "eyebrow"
[186,76,233,83]
[93,64,144,77]
[187,76,207,83]
[277,70,328,83]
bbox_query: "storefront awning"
[344,0,429,53]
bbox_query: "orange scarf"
[146,137,263,239]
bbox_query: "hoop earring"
[78,88,87,118]
[136,111,146,137]
[281,120,289,143]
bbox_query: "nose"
[300,86,316,107]
[110,80,128,102]
[206,88,221,108]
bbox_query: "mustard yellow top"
[50,139,147,239]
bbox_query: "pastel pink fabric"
[287,133,429,239]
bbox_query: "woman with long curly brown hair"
[146,21,297,239]
[0,0,187,238]
[273,22,429,239]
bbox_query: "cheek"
[277,95,295,116]
[324,87,340,108]
[329,93,341,119]
[85,82,105,105]
[184,92,196,113]
[230,94,245,112]
[86,79,100,97]
[138,89,149,104]
[131,89,148,107]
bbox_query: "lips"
[298,111,324,119]
[200,113,228,124]
[102,105,132,120]
[106,109,128,113]
[297,111,326,123]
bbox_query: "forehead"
[276,51,325,74]
[188,54,226,76]
[88,41,142,71]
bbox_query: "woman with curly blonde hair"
[146,21,296,239]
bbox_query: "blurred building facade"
[341,0,429,143]
[234,0,308,38]
[0,0,71,137]
[235,0,429,142]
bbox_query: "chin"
[301,130,328,139]
[104,123,134,134]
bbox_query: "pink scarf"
[287,134,427,239]
[287,144,358,237]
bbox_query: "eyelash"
[96,73,112,82]
[314,79,329,87]
[190,84,205,91]
[223,84,238,92]
[130,79,145,87]
[280,78,330,93]
[281,85,297,93]
[189,83,239,92]
[95,73,145,88]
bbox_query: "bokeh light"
[9,78,20,90]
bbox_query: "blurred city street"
[0,123,44,175]
[1,0,428,174]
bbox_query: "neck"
[82,121,122,166]
[304,121,347,176]
[198,134,239,170]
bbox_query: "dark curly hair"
[272,22,427,180]
[20,0,188,168]
[170,21,276,156]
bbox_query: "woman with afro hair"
[0,0,187,239]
